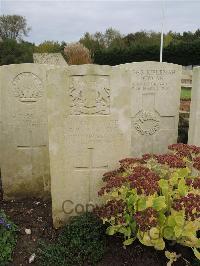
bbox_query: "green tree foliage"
[34,40,62,53]
[80,28,200,66]
[80,27,125,56]
[124,31,159,47]
[164,39,200,65]
[93,40,200,66]
[80,32,103,56]
[94,45,160,65]
[0,15,31,41]
[103,28,124,48]
[0,39,34,65]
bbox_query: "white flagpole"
[160,0,165,62]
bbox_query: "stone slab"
[181,69,192,88]
[188,67,200,146]
[33,53,67,66]
[0,63,51,199]
[118,61,182,156]
[46,64,131,227]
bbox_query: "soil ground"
[0,197,57,266]
[0,193,194,266]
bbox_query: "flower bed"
[95,143,200,263]
[0,210,17,265]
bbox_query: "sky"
[1,0,200,44]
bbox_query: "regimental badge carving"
[12,72,43,102]
[133,110,160,135]
[69,76,110,115]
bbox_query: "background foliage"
[0,15,31,41]
[64,42,92,65]
[0,39,33,65]
[0,14,199,66]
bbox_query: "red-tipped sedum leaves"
[94,144,200,258]
[173,193,200,221]
[128,166,160,195]
[134,208,158,232]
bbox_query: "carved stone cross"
[74,147,108,202]
[17,124,47,185]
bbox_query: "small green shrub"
[37,242,68,266]
[94,143,200,261]
[0,210,17,266]
[38,212,106,265]
[193,258,200,266]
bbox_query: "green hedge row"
[0,39,200,67]
[93,40,200,66]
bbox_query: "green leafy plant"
[0,210,17,265]
[38,212,106,265]
[94,143,200,261]
[165,251,181,266]
[192,257,200,266]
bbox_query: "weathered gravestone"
[181,69,192,88]
[188,67,200,146]
[0,64,51,199]
[119,62,182,156]
[46,65,131,227]
[33,53,67,66]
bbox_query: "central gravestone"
[120,62,182,156]
[47,65,131,227]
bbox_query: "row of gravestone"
[0,62,199,227]
[33,52,193,88]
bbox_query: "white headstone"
[46,65,131,227]
[119,62,182,156]
[0,64,51,199]
[33,53,67,66]
[188,67,200,146]
[181,69,192,88]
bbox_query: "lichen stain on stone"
[3,176,51,200]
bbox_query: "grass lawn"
[181,87,192,100]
